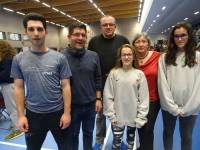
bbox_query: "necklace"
[137,51,149,59]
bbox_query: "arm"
[95,53,102,112]
[14,79,28,132]
[135,73,149,128]
[95,90,102,113]
[60,79,71,129]
[103,71,116,123]
[158,54,180,116]
[182,52,200,116]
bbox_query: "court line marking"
[0,141,54,150]
[102,122,111,150]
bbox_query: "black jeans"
[66,102,96,150]
[138,101,160,150]
[162,110,197,150]
[25,109,68,150]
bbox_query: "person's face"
[174,27,189,49]
[25,20,47,47]
[100,17,116,38]
[68,28,87,49]
[134,36,149,53]
[121,47,134,68]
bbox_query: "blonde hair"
[0,40,16,62]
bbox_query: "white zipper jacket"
[103,68,149,128]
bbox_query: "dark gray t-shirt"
[11,49,71,113]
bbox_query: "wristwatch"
[96,97,102,101]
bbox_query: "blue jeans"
[67,102,96,150]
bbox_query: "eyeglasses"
[71,33,86,38]
[121,53,133,57]
[174,34,188,40]
[27,27,45,32]
[101,23,115,27]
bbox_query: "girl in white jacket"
[103,44,149,150]
[158,22,200,150]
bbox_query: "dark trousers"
[138,101,160,150]
[25,109,67,150]
[67,102,96,150]
[111,124,136,150]
[162,110,197,150]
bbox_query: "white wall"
[0,11,60,49]
[87,17,140,43]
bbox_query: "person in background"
[88,15,129,150]
[0,40,23,140]
[63,23,102,150]
[103,44,149,150]
[158,22,200,150]
[11,13,71,150]
[132,33,160,150]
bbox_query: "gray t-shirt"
[11,49,72,113]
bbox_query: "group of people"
[0,12,200,150]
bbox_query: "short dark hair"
[23,13,47,30]
[68,23,86,35]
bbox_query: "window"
[7,32,21,41]
[0,31,6,40]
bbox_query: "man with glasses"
[88,15,129,149]
[11,13,72,150]
[63,23,102,150]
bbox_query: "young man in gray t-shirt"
[11,13,71,150]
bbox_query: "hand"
[95,100,102,113]
[18,115,29,132]
[60,113,71,129]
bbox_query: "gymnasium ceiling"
[0,0,141,26]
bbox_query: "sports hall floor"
[0,111,200,150]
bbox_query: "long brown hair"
[166,22,196,67]
[0,40,16,62]
[114,44,139,69]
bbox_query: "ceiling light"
[42,2,50,8]
[34,0,40,2]
[162,6,166,11]
[60,11,66,15]
[194,11,199,15]
[153,20,156,23]
[184,17,188,21]
[16,11,25,15]
[150,24,153,26]
[156,14,160,18]
[3,7,14,12]
[52,7,59,12]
